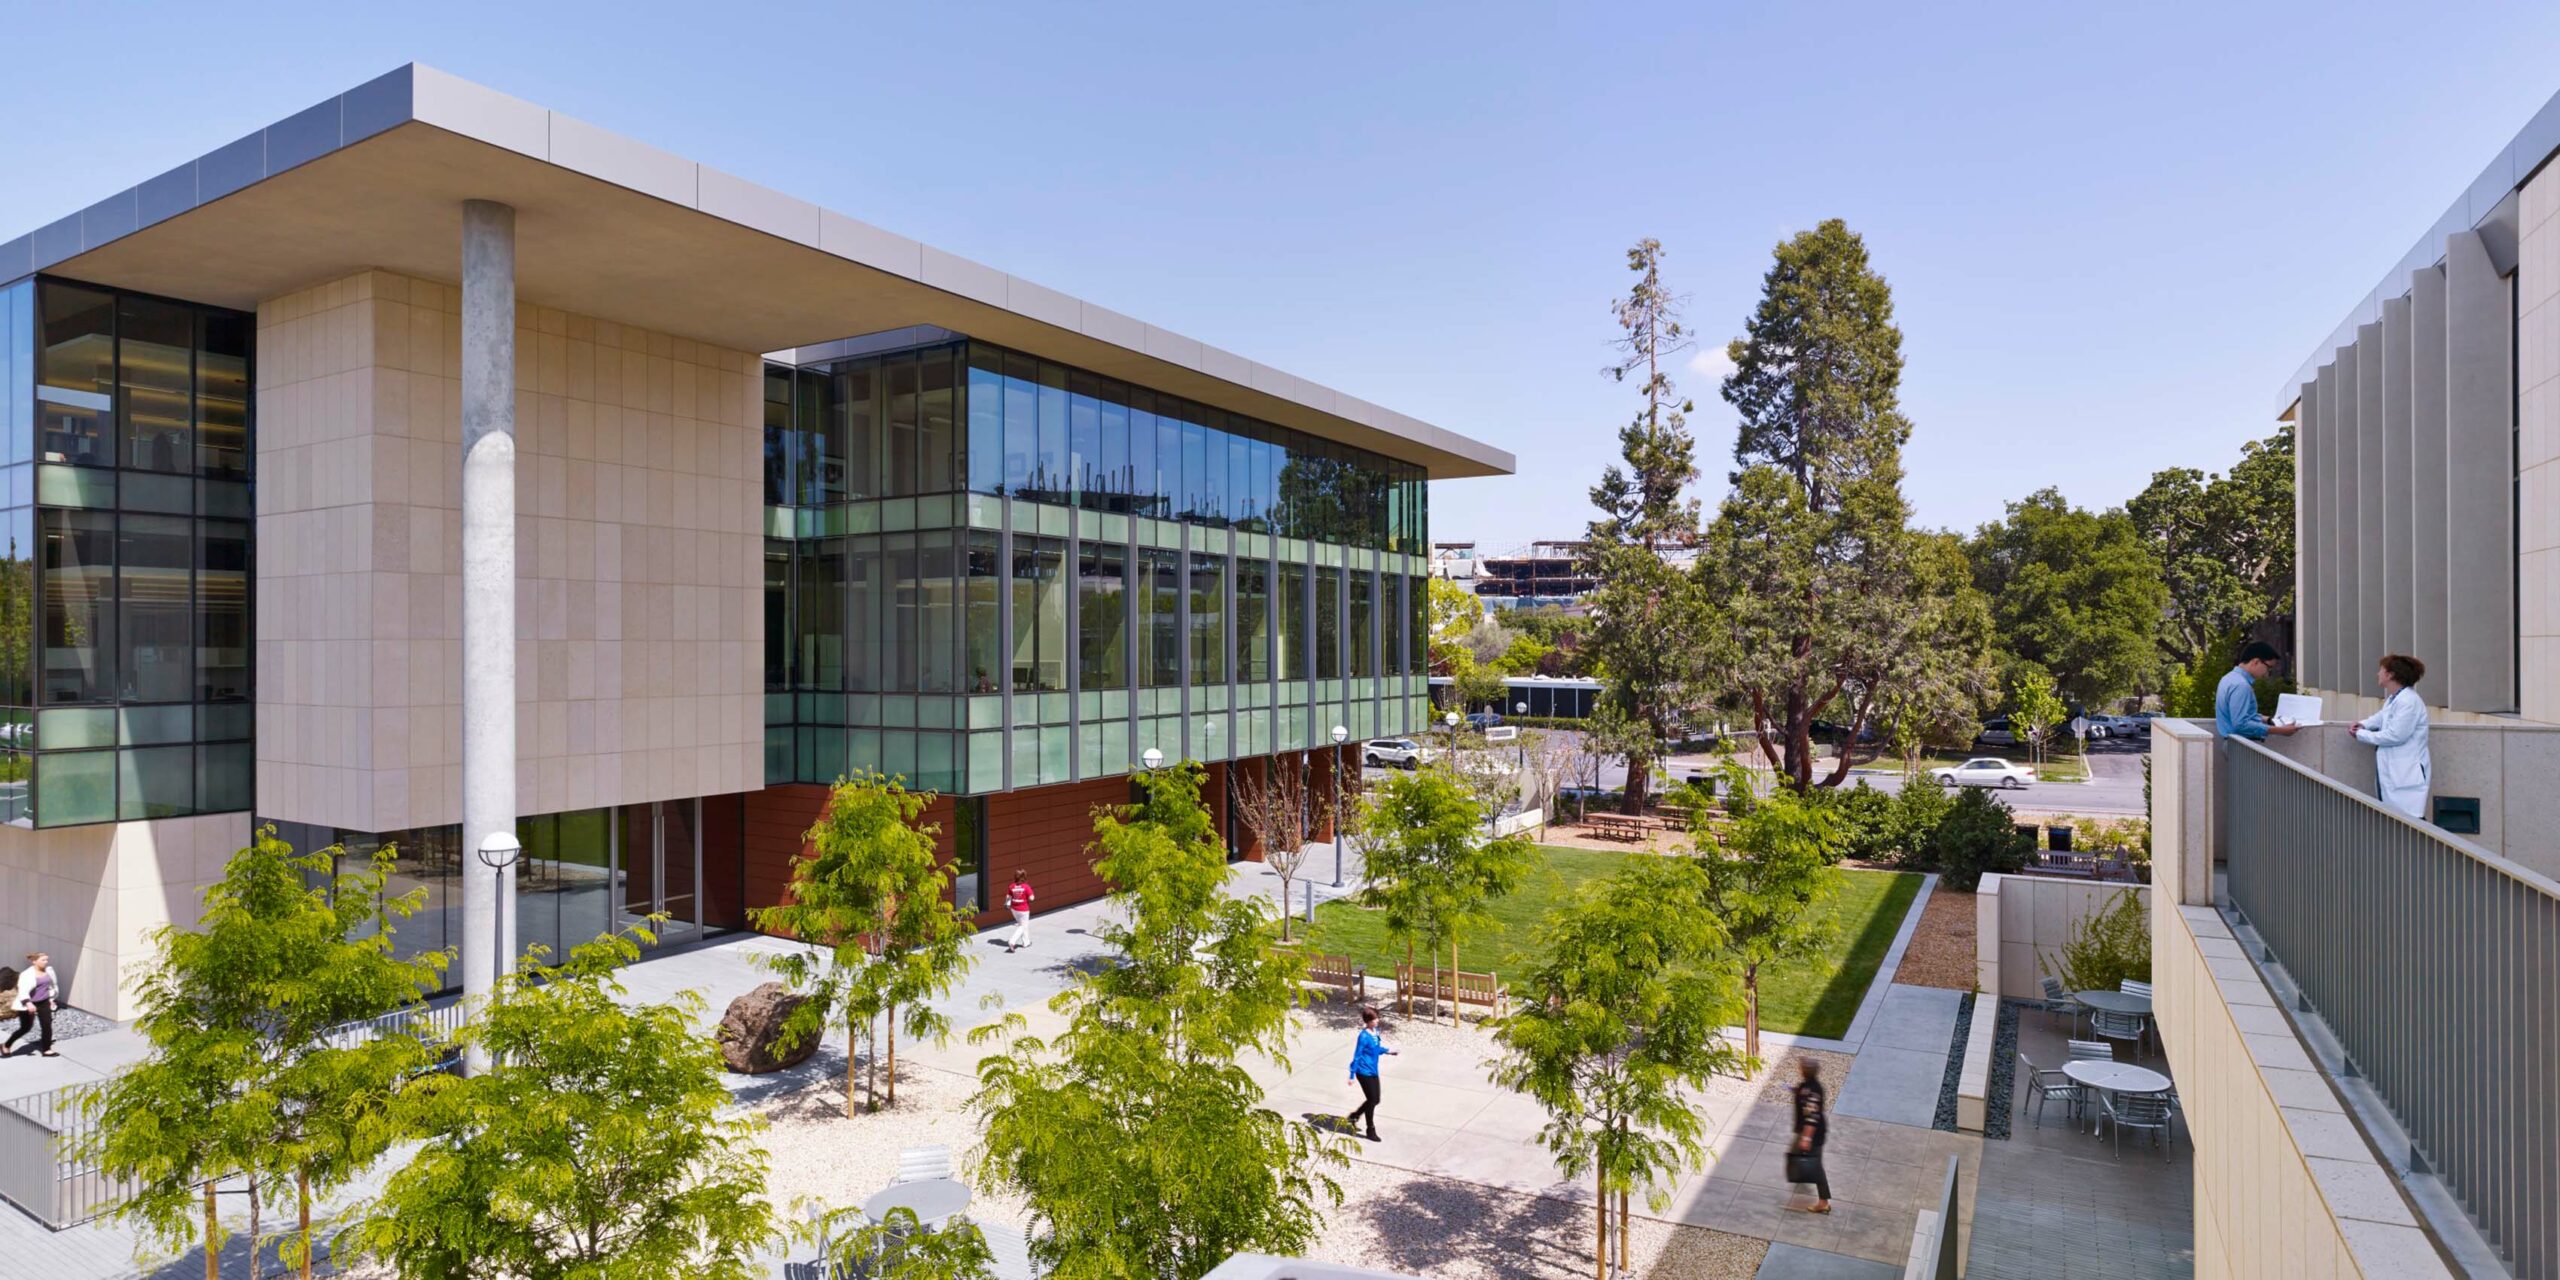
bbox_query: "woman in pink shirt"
[1005,872,1036,953]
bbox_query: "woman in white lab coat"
[2349,654,2431,820]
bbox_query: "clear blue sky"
[7,1,2560,548]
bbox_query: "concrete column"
[2354,321,2386,685]
[2410,265,2451,704]
[460,199,518,1070]
[2444,230,2516,712]
[2380,296,2415,664]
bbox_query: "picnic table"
[1585,813,1648,842]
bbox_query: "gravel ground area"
[1892,884,1976,990]
[1932,992,1973,1132]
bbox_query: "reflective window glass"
[38,284,114,469]
[1078,542,1126,691]
[966,532,1002,694]
[1315,566,1341,680]
[1235,560,1270,683]
[966,348,1004,495]
[1139,548,1181,688]
[1010,535,1067,693]
[40,508,114,704]
[919,350,957,494]
[1189,555,1226,685]
[195,311,250,480]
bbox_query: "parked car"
[1932,757,2037,790]
[2093,714,2141,736]
[1465,710,1506,730]
[1363,738,1435,769]
[1972,718,2018,749]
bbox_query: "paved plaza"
[0,851,2192,1279]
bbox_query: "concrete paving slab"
[1752,1241,1903,1280]
[1857,983,1963,1054]
[1834,1045,1949,1128]
[1410,1127,1583,1199]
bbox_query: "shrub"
[2041,888,2151,992]
[1921,788,2034,891]
[1885,781,1953,869]
[1824,784,1897,864]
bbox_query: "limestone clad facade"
[254,269,762,835]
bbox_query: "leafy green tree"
[1968,488,2168,707]
[1689,767,1840,1058]
[752,771,976,1114]
[972,764,1344,1280]
[1869,532,1999,777]
[2007,663,2067,767]
[1426,575,1486,676]
[84,830,447,1280]
[2042,888,2152,992]
[1490,858,1746,1280]
[2128,425,2294,670]
[1700,220,1933,791]
[343,929,774,1280]
[805,1207,996,1280]
[1581,238,1711,814]
[1357,766,1536,1020]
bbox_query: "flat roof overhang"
[7,65,1511,481]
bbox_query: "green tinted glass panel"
[36,750,115,826]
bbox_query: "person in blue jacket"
[1345,1005,1397,1141]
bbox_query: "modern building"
[2141,84,2560,1280]
[0,64,1511,1017]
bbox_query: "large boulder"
[718,982,819,1075]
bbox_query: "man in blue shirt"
[2216,641,2299,740]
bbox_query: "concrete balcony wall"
[2157,901,2449,1278]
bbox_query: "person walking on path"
[2215,641,2300,741]
[1005,871,1036,953]
[4,953,59,1058]
[2350,654,2432,820]
[1787,1057,1832,1213]
[1344,1006,1397,1141]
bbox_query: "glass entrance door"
[616,799,700,945]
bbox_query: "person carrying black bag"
[1786,1056,1832,1213]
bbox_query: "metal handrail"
[2226,737,2559,1278]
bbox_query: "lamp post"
[1329,724,1350,887]
[472,831,523,1072]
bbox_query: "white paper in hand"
[2273,693,2324,728]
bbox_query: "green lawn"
[1303,848,1921,1040]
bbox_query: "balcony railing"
[2226,738,2560,1278]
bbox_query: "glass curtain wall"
[1,277,251,827]
[765,335,1428,798]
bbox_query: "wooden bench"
[1304,952,1367,1003]
[1395,964,1505,1020]
[1586,813,1648,843]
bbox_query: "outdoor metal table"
[861,1176,972,1229]
[2073,989,2154,1017]
[2062,1058,2171,1134]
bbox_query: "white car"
[1363,738,1435,769]
[1931,758,2037,790]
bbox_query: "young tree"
[1426,576,1487,675]
[1700,220,1932,792]
[2008,664,2067,768]
[752,772,977,1114]
[1230,756,1315,940]
[1968,488,2168,708]
[1522,728,1582,839]
[1491,858,1746,1280]
[1582,238,1711,815]
[1356,767,1536,1020]
[344,929,774,1279]
[1689,766,1841,1059]
[972,764,1345,1280]
[84,830,448,1280]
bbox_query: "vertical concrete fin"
[2380,296,2415,664]
[2409,265,2452,706]
[2355,321,2386,684]
[2443,229,2515,713]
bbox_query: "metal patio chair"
[2090,1007,2149,1054]
[2037,975,2081,1034]
[2067,1039,2114,1062]
[2017,1051,2084,1128]
[2101,1089,2176,1159]
[893,1145,952,1185]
